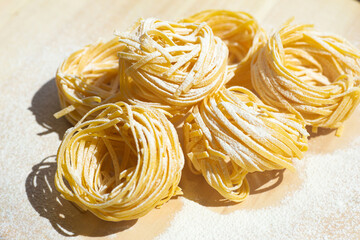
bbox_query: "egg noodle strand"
[55,102,184,221]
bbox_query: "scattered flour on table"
[156,137,360,240]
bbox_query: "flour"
[156,136,360,240]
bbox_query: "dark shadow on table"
[25,156,136,237]
[180,164,285,207]
[179,163,238,207]
[179,162,285,207]
[247,169,285,195]
[306,125,335,140]
[28,78,71,140]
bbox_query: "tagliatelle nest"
[181,9,267,88]
[55,38,124,125]
[251,23,360,135]
[184,86,308,202]
[116,18,232,117]
[55,102,184,221]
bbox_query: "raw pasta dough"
[55,102,184,221]
[251,23,360,135]
[184,86,308,201]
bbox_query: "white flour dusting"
[156,137,360,240]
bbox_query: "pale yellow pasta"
[55,38,124,125]
[55,102,184,221]
[251,23,360,135]
[116,18,231,116]
[184,86,308,202]
[181,9,267,88]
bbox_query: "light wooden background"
[0,0,359,239]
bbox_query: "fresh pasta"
[116,18,231,116]
[183,86,308,201]
[53,10,360,217]
[55,102,184,221]
[54,38,124,125]
[251,23,360,135]
[181,10,267,88]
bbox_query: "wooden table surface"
[1,0,360,239]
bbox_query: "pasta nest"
[184,86,308,202]
[55,38,124,125]
[55,102,184,221]
[251,23,360,135]
[116,18,231,116]
[181,9,267,88]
